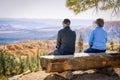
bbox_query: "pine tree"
[29,54,37,72]
[36,47,40,70]
[20,54,29,73]
[110,41,114,51]
[66,0,120,15]
[78,34,83,52]
[118,40,120,52]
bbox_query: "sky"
[0,0,120,21]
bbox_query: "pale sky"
[0,0,120,20]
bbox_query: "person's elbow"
[89,40,93,47]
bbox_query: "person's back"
[90,27,107,50]
[57,27,76,55]
[84,18,107,53]
[49,19,76,55]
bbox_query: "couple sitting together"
[49,18,107,55]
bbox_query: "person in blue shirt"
[84,18,107,53]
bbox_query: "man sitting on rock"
[49,19,76,55]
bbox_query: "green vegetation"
[66,0,120,15]
[0,51,46,79]
[78,34,83,52]
[110,41,114,51]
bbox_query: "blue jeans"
[84,48,106,53]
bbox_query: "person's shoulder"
[104,30,107,34]
[91,28,96,33]
[103,29,107,32]
[70,30,76,36]
[72,30,76,34]
[59,29,64,32]
[58,29,64,34]
[94,27,101,32]
[103,28,107,33]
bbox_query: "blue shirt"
[89,26,107,50]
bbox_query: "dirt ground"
[9,68,120,80]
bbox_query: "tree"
[78,34,83,52]
[110,41,114,51]
[114,25,120,52]
[118,41,120,52]
[66,0,120,15]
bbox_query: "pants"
[48,49,61,55]
[84,48,106,53]
[48,49,74,55]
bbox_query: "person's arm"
[105,32,108,43]
[74,31,76,42]
[89,31,94,48]
[56,31,61,49]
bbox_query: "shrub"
[0,52,20,77]
[0,51,44,78]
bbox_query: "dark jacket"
[56,26,76,55]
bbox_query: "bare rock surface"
[9,68,120,80]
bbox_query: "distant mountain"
[0,18,92,44]
[78,21,120,43]
[0,25,16,31]
[0,28,57,44]
[1,18,119,44]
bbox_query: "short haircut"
[95,18,104,27]
[63,19,71,25]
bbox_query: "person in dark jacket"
[49,19,76,55]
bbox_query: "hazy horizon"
[0,18,120,44]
